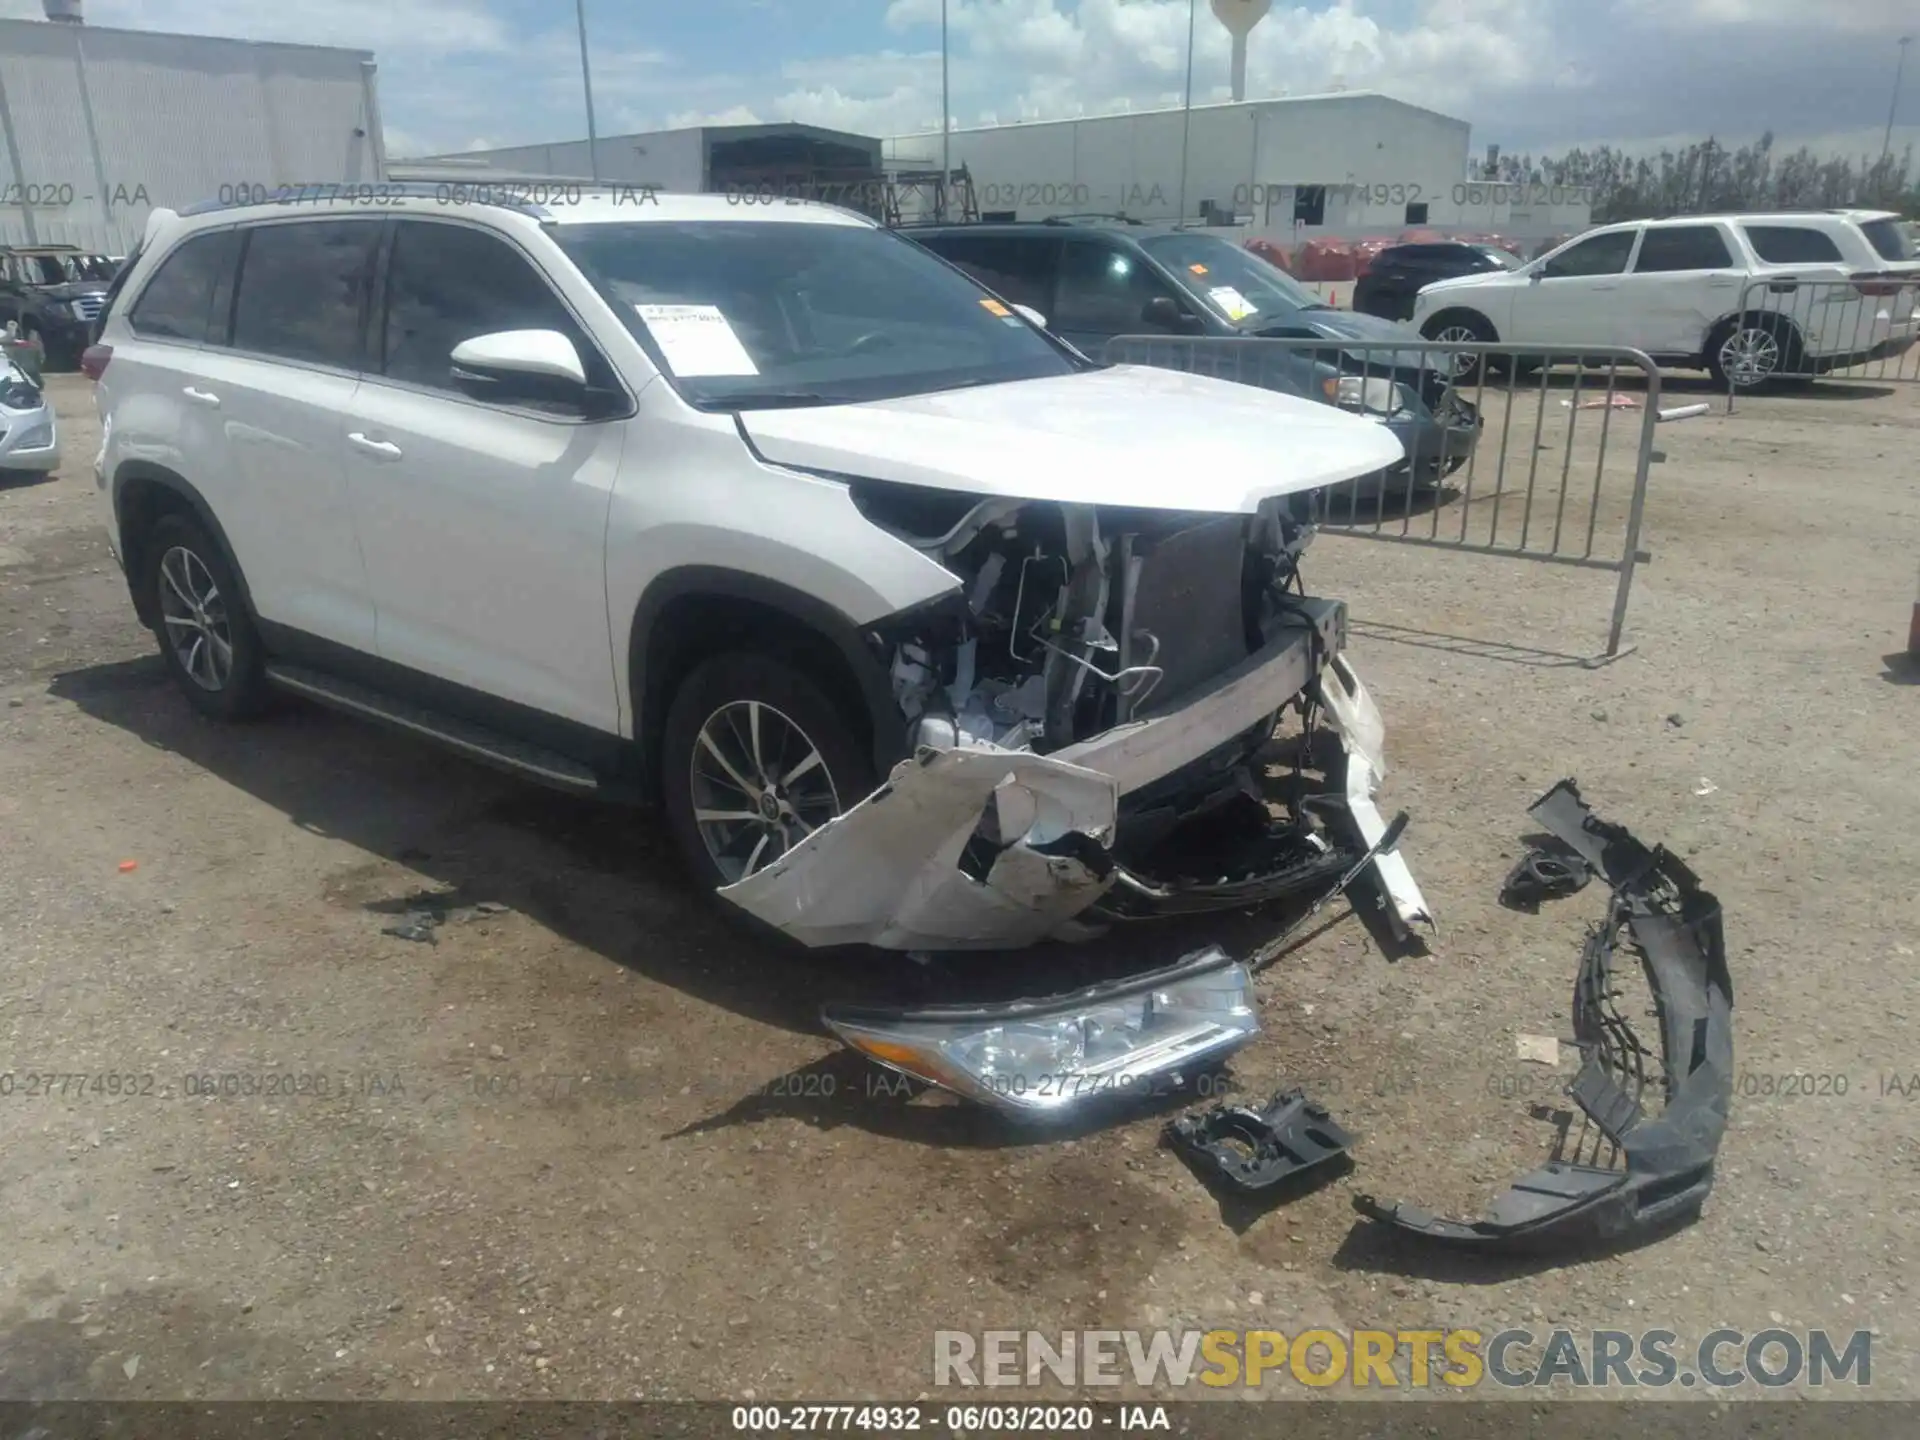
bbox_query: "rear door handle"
[347,432,403,461]
[181,386,220,407]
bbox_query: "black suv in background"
[1352,241,1521,322]
[1,245,115,369]
[906,218,1480,491]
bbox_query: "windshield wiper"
[704,391,852,412]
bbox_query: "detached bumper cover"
[1355,780,1731,1251]
[723,598,1401,951]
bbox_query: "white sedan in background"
[0,357,57,473]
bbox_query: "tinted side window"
[128,230,239,343]
[1542,231,1636,278]
[918,234,1059,314]
[1742,225,1844,264]
[1633,225,1733,272]
[1053,241,1181,334]
[231,221,380,368]
[1858,218,1911,262]
[381,221,589,395]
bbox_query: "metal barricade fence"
[1102,336,1704,659]
[1723,274,1920,409]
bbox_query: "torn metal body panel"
[1355,780,1732,1252]
[724,483,1429,952]
[721,748,1118,952]
[1315,656,1434,939]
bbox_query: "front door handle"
[182,386,220,407]
[347,432,403,461]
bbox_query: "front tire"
[145,513,271,720]
[660,652,876,895]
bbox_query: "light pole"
[575,0,601,181]
[1176,0,1197,224]
[941,0,951,218]
[1883,35,1913,184]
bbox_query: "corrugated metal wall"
[0,18,382,253]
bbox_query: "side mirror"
[1142,295,1202,333]
[1530,268,1548,283]
[1011,303,1048,329]
[449,329,590,407]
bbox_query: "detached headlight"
[822,947,1258,1119]
[1334,376,1414,419]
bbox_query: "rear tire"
[660,652,876,898]
[1421,310,1496,386]
[144,512,271,720]
[1706,316,1801,392]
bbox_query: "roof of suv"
[170,185,875,231]
[907,218,1178,240]
[1604,211,1898,229]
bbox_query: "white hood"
[738,364,1405,513]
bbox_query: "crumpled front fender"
[719,747,1118,951]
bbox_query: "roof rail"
[1038,212,1144,226]
[175,179,606,220]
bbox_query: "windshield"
[554,220,1081,409]
[15,255,69,285]
[1137,232,1323,328]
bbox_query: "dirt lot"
[2,369,1917,1405]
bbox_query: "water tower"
[1211,0,1271,102]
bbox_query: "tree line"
[1476,133,1918,222]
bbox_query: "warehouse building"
[883,93,1592,243]
[408,124,887,204]
[0,9,383,253]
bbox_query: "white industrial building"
[410,123,884,199]
[883,93,1592,244]
[0,9,384,253]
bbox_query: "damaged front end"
[722,483,1429,951]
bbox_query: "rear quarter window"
[127,230,240,344]
[1858,218,1913,262]
[1742,225,1844,264]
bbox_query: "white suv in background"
[84,186,1427,958]
[1413,210,1919,389]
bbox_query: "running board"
[264,663,603,794]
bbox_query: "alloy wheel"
[1432,324,1482,377]
[157,545,234,692]
[1721,327,1780,389]
[689,699,842,882]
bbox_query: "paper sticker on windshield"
[979,298,1011,317]
[1188,263,1209,275]
[634,304,758,376]
[1208,285,1258,321]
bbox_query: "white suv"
[1412,210,1919,389]
[85,186,1427,954]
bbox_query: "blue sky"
[5,0,1915,162]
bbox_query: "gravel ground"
[1,370,1916,1406]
